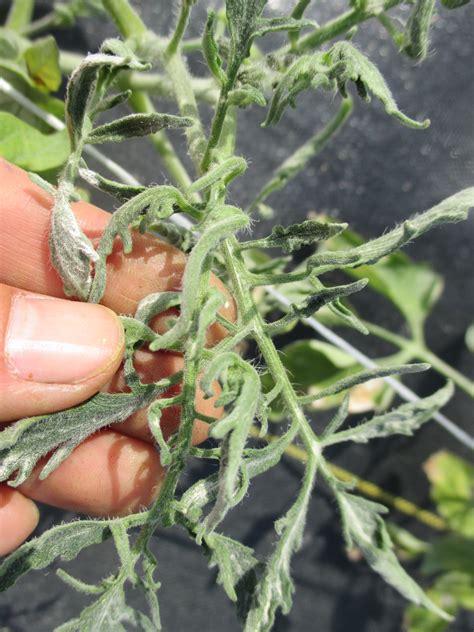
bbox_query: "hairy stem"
[102,0,148,39]
[128,91,193,190]
[167,0,194,56]
[293,0,402,52]
[6,0,34,31]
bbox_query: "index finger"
[0,159,235,342]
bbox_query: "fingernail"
[5,293,124,384]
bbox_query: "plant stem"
[167,0,193,56]
[364,321,473,396]
[221,238,321,458]
[128,91,193,191]
[417,349,474,397]
[293,0,402,52]
[162,52,207,169]
[248,97,353,213]
[252,428,447,531]
[363,320,413,349]
[6,0,34,31]
[102,0,147,39]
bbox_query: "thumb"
[0,284,124,422]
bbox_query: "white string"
[1,76,472,450]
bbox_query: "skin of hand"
[0,158,235,556]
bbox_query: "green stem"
[102,0,147,39]
[6,0,34,31]
[200,85,232,173]
[363,320,412,349]
[20,11,63,37]
[221,238,321,457]
[162,52,207,169]
[167,0,193,56]
[293,0,402,52]
[128,91,193,191]
[417,349,474,397]
[364,321,473,396]
[248,97,353,213]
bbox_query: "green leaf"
[402,0,436,61]
[424,451,474,537]
[0,112,69,171]
[87,112,192,144]
[265,41,428,128]
[324,381,453,446]
[0,62,65,132]
[324,225,444,331]
[334,491,451,621]
[49,180,101,300]
[24,36,62,92]
[404,572,474,632]
[441,0,470,8]
[56,579,136,632]
[226,0,267,72]
[308,188,474,276]
[239,219,347,253]
[253,16,317,38]
[0,519,117,591]
[0,380,165,486]
[422,535,474,577]
[197,353,260,538]
[465,322,474,353]
[244,456,317,631]
[205,533,261,617]
[65,39,149,149]
[202,10,227,84]
[281,339,356,390]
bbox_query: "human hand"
[0,159,234,556]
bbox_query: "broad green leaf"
[0,519,116,591]
[24,36,62,92]
[0,112,69,171]
[0,62,65,131]
[424,451,474,537]
[422,535,474,577]
[324,381,453,446]
[281,339,356,390]
[335,492,451,621]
